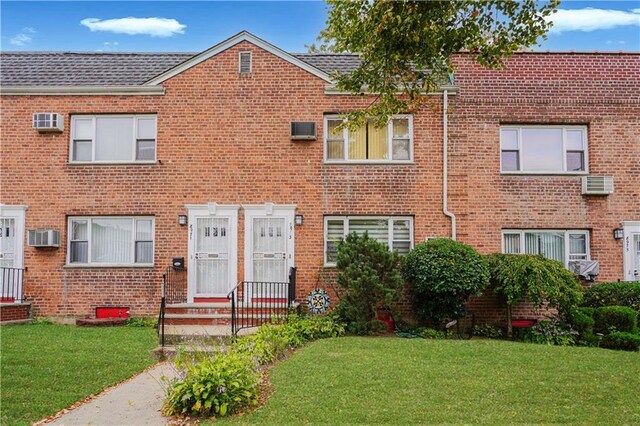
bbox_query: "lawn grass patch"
[219,337,640,425]
[0,323,157,426]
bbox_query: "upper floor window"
[500,125,587,173]
[70,115,156,163]
[324,116,412,163]
[502,229,589,268]
[324,216,413,265]
[67,216,154,266]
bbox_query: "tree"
[320,0,559,126]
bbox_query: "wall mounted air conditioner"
[33,113,64,132]
[28,229,61,248]
[581,176,614,195]
[569,260,599,281]
[290,122,317,141]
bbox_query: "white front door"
[623,221,640,281]
[244,204,295,299]
[187,204,239,301]
[0,205,26,302]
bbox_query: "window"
[324,116,412,162]
[500,126,587,173]
[67,217,154,265]
[324,216,413,265]
[70,115,156,163]
[502,229,589,268]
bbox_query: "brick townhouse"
[1,32,638,326]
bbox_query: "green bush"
[523,318,578,346]
[472,323,504,339]
[163,314,344,418]
[568,308,595,345]
[403,239,490,324]
[124,317,158,328]
[600,332,640,352]
[582,282,640,313]
[487,253,583,335]
[593,306,638,334]
[335,232,405,335]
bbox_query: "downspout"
[442,89,457,240]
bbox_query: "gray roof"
[0,50,361,87]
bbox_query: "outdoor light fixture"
[178,215,188,226]
[613,228,624,240]
[295,214,304,226]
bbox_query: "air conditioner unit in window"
[32,113,64,132]
[569,260,599,281]
[581,176,614,195]
[28,229,61,248]
[290,122,317,141]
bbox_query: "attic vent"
[239,51,252,74]
[33,113,64,132]
[291,122,316,140]
[581,176,614,195]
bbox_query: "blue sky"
[1,1,639,53]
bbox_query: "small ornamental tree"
[403,239,490,325]
[487,253,583,335]
[334,232,405,335]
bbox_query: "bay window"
[502,229,589,267]
[324,216,413,265]
[68,217,154,266]
[500,125,587,173]
[70,115,157,163]
[324,116,412,162]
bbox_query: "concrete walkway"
[48,363,177,426]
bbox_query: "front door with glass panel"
[195,217,231,297]
[624,222,640,281]
[0,206,26,303]
[0,218,16,268]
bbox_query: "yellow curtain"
[368,123,388,160]
[347,121,388,160]
[348,123,367,160]
[327,120,344,160]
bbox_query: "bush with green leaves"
[334,232,405,334]
[600,332,640,352]
[582,282,640,313]
[124,317,158,328]
[472,323,504,339]
[568,307,596,345]
[592,306,638,334]
[403,239,490,325]
[487,254,583,335]
[523,318,578,346]
[163,314,344,419]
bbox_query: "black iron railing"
[158,266,187,346]
[228,267,297,336]
[0,267,25,303]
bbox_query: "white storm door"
[623,222,640,281]
[0,218,16,268]
[0,206,26,302]
[187,204,238,301]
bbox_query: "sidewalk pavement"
[48,363,177,426]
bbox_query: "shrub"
[593,306,638,334]
[523,318,578,346]
[568,308,595,344]
[334,232,405,335]
[124,317,158,328]
[472,323,504,339]
[403,239,490,325]
[600,332,640,352]
[582,282,640,313]
[487,253,583,335]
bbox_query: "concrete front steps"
[163,302,288,326]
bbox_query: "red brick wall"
[1,45,638,324]
[0,304,31,322]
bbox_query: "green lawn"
[0,323,157,426]
[222,337,640,425]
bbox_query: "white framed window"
[502,229,590,268]
[70,115,157,163]
[500,125,587,173]
[324,216,413,265]
[67,216,154,266]
[324,115,413,163]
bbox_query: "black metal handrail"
[228,267,296,336]
[0,267,25,303]
[158,266,187,346]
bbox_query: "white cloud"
[80,17,186,37]
[10,27,36,46]
[547,8,640,34]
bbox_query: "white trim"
[0,86,165,96]
[323,115,414,163]
[500,125,589,174]
[186,204,239,301]
[66,216,155,267]
[0,205,27,270]
[622,221,640,281]
[243,204,295,287]
[323,215,414,266]
[501,229,590,268]
[323,85,459,96]
[145,31,333,85]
